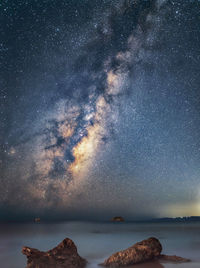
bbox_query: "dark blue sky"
[1,0,200,221]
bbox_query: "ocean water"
[0,221,200,268]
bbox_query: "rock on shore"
[103,237,162,266]
[22,236,190,268]
[22,238,87,268]
[103,237,190,267]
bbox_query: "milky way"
[1,0,200,220]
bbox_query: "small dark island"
[111,216,125,222]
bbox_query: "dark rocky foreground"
[22,238,87,268]
[22,237,190,268]
[103,237,190,267]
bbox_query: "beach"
[1,221,200,268]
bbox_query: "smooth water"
[0,221,200,268]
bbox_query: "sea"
[0,221,200,268]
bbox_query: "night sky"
[1,0,200,221]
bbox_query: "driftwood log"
[22,238,86,268]
[22,236,190,268]
[103,237,190,267]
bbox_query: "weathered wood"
[103,237,162,267]
[22,236,190,268]
[103,237,191,267]
[22,238,87,268]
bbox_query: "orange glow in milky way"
[69,125,101,176]
[69,96,108,178]
[29,67,123,206]
[67,69,122,179]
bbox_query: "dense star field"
[1,0,200,221]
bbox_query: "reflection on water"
[0,222,200,268]
[130,261,164,268]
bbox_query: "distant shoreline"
[1,216,200,224]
